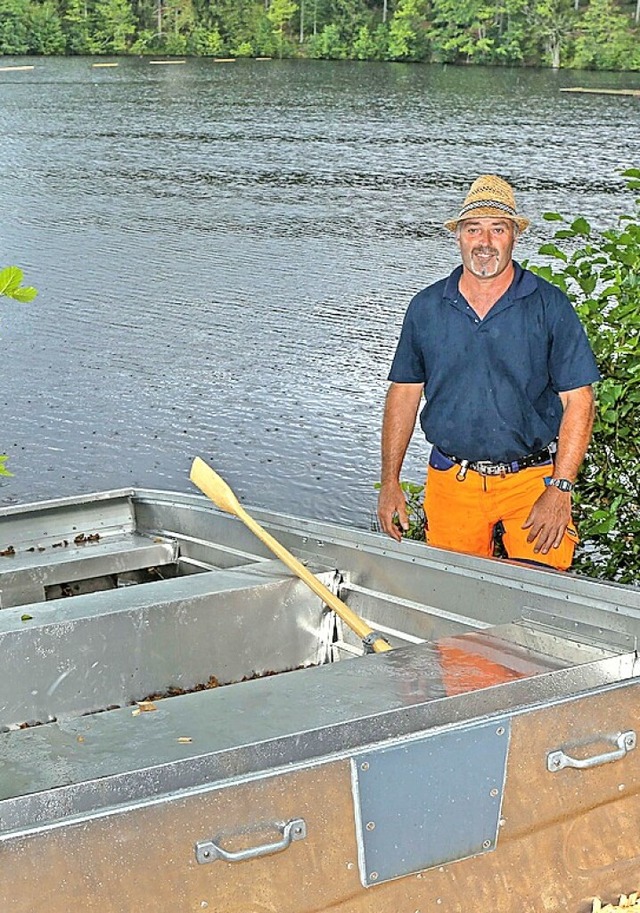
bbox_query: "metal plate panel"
[352,719,511,885]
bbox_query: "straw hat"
[444,174,530,233]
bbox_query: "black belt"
[440,442,556,479]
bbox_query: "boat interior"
[0,488,637,835]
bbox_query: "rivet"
[370,872,378,881]
[483,840,491,849]
[490,788,498,797]
[366,821,376,831]
[361,761,369,771]
[496,726,505,736]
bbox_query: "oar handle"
[237,506,391,653]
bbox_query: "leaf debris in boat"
[74,532,101,544]
[131,700,158,716]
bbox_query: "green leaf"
[0,266,23,296]
[570,217,591,236]
[10,286,38,303]
[538,243,568,262]
[542,212,564,222]
[21,614,33,622]
[0,266,38,302]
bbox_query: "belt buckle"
[484,462,509,476]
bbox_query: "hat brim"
[444,208,530,233]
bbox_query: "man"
[377,174,600,570]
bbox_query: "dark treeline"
[1,0,639,69]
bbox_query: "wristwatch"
[544,477,574,493]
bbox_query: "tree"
[92,0,136,51]
[28,0,67,53]
[430,0,497,63]
[307,21,347,55]
[571,0,637,69]
[62,0,97,54]
[532,0,575,68]
[267,0,298,54]
[0,0,31,53]
[352,21,387,57]
[386,0,429,60]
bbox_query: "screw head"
[369,872,378,881]
[361,761,370,771]
[366,821,376,831]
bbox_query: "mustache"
[472,247,499,256]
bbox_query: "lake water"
[0,57,638,527]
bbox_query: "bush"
[528,168,640,584]
[373,480,426,540]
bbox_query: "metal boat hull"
[0,489,638,912]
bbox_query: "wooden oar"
[189,457,392,654]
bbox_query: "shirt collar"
[443,261,537,302]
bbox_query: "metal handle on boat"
[195,818,307,865]
[547,730,636,772]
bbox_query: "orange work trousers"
[424,453,578,571]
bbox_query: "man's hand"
[521,487,572,554]
[377,480,410,542]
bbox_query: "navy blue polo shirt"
[388,262,600,463]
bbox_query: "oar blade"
[189,457,241,516]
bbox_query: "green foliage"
[352,23,387,59]
[386,0,429,61]
[63,0,97,54]
[532,0,575,68]
[570,0,639,70]
[188,24,226,56]
[0,0,31,54]
[268,0,298,56]
[1,0,638,64]
[0,267,38,303]
[92,0,136,52]
[527,169,640,584]
[307,22,348,57]
[373,480,426,541]
[29,0,66,53]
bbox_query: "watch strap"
[544,477,574,493]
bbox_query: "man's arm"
[522,385,596,554]
[378,382,424,541]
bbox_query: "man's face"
[456,218,517,280]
